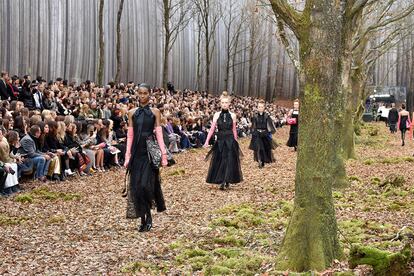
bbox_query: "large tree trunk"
[97,0,105,85]
[276,0,346,270]
[115,0,125,83]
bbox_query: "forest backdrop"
[0,0,413,100]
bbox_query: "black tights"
[401,130,407,145]
[140,211,152,225]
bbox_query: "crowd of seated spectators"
[0,71,289,197]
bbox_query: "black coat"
[0,79,15,100]
[18,88,35,110]
[251,113,276,134]
[388,108,399,124]
[44,135,65,152]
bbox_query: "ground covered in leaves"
[1,122,414,275]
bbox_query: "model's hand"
[124,159,129,168]
[203,143,209,148]
[161,154,168,167]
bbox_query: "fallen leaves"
[0,123,413,274]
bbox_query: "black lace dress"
[206,110,243,184]
[249,113,276,163]
[126,106,166,219]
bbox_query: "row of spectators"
[0,71,290,197]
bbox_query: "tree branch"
[269,0,302,39]
[276,16,301,72]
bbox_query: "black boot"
[138,216,146,232]
[11,185,21,193]
[225,182,230,189]
[145,212,152,231]
[220,183,225,190]
[52,174,60,182]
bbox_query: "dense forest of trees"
[0,0,413,100]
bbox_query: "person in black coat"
[249,100,277,168]
[18,81,36,110]
[0,71,17,101]
[388,103,399,134]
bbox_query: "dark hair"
[402,103,406,109]
[138,83,151,91]
[2,118,10,130]
[5,130,19,146]
[13,116,26,131]
[29,125,41,136]
[47,120,58,137]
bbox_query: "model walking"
[124,83,167,232]
[203,91,243,190]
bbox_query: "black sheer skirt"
[205,131,243,184]
[126,137,166,219]
[249,130,276,163]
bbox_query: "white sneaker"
[65,169,75,176]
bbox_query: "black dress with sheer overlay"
[249,113,276,163]
[126,105,166,219]
[205,110,243,184]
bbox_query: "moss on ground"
[349,244,411,276]
[14,187,81,203]
[0,214,30,226]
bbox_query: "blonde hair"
[220,91,231,101]
[57,121,66,142]
[42,109,51,120]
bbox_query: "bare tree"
[193,0,220,93]
[222,0,246,93]
[97,0,105,85]
[115,0,125,83]
[160,0,192,89]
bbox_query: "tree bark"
[97,0,105,85]
[115,0,125,83]
[275,0,347,270]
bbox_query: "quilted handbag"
[146,135,175,168]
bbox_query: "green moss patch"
[14,187,81,203]
[0,214,30,226]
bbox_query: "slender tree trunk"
[225,28,231,91]
[265,27,273,101]
[205,31,210,92]
[162,0,170,90]
[276,0,347,270]
[97,0,105,85]
[196,16,202,91]
[115,0,125,83]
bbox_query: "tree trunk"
[162,0,170,90]
[276,0,347,270]
[265,24,273,101]
[97,0,105,85]
[196,16,202,91]
[205,32,210,92]
[115,0,125,83]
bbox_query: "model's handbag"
[146,135,175,169]
[406,121,411,129]
[287,118,297,125]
